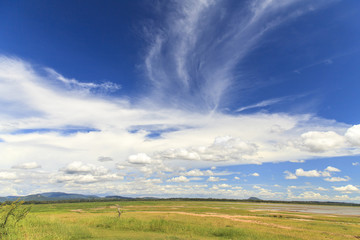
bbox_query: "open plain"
[5,200,360,239]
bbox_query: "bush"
[0,200,31,236]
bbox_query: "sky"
[0,0,360,202]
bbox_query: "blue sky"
[0,0,360,202]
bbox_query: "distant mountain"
[105,195,133,199]
[248,197,262,201]
[0,192,100,202]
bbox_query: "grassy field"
[3,200,360,239]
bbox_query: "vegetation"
[0,200,31,237]
[1,200,359,239]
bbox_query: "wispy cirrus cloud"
[45,68,121,94]
[143,0,332,111]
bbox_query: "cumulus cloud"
[295,168,323,177]
[324,166,341,172]
[332,185,359,193]
[296,191,329,200]
[353,162,359,166]
[56,173,122,184]
[12,162,41,169]
[184,169,213,176]
[184,169,205,176]
[207,176,220,182]
[158,136,258,163]
[167,176,189,183]
[128,153,153,165]
[284,171,297,179]
[324,176,350,182]
[286,167,340,179]
[61,161,109,176]
[345,124,360,146]
[55,161,123,184]
[299,131,345,153]
[250,173,260,177]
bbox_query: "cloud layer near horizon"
[0,55,359,198]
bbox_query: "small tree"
[0,200,31,236]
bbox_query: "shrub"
[0,200,31,236]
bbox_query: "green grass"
[2,201,360,239]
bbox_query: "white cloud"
[316,187,328,191]
[115,164,126,170]
[54,161,123,184]
[158,136,258,163]
[297,191,329,200]
[353,162,359,166]
[0,172,17,180]
[284,171,297,179]
[324,166,341,172]
[167,176,189,183]
[128,153,153,165]
[324,176,350,182]
[332,185,359,193]
[333,195,350,201]
[251,172,260,177]
[184,169,213,176]
[300,131,345,153]
[289,159,305,163]
[345,124,360,146]
[185,169,203,176]
[45,68,120,94]
[293,168,334,178]
[207,176,220,182]
[295,168,322,177]
[0,53,360,197]
[61,161,108,176]
[236,97,285,112]
[12,161,41,169]
[143,0,329,110]
[234,176,240,180]
[55,173,123,184]
[144,178,162,184]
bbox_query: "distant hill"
[105,195,133,200]
[0,192,100,202]
[248,197,262,201]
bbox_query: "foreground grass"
[3,201,360,239]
